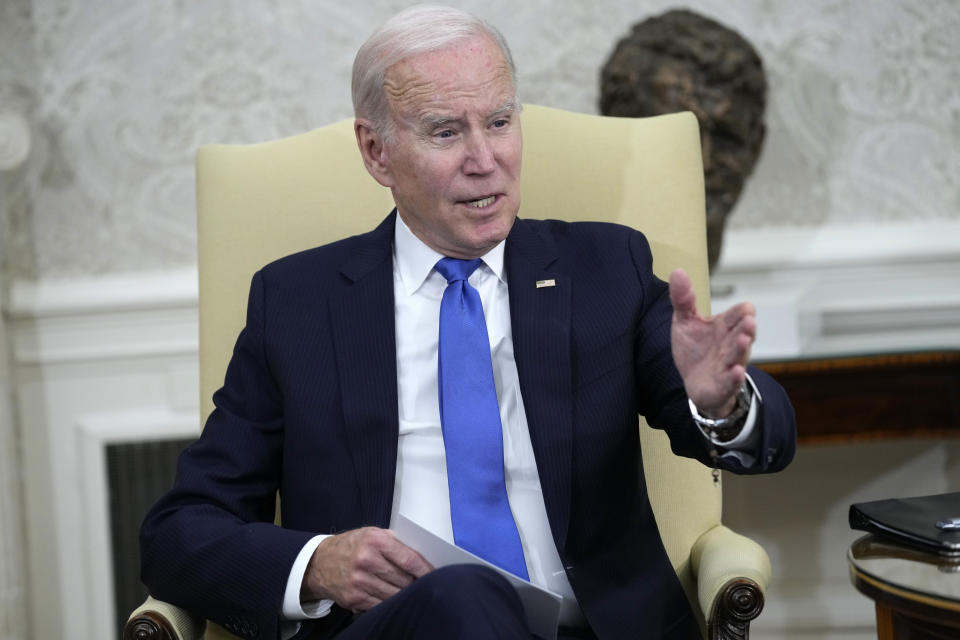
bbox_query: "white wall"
[1,0,958,278]
[0,3,32,633]
[0,288,27,640]
[1,1,959,639]
[7,272,200,640]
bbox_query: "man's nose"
[462,133,496,175]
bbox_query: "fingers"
[720,322,754,367]
[714,316,753,407]
[348,532,413,592]
[303,527,432,612]
[722,301,756,335]
[668,268,698,321]
[381,537,434,579]
[678,298,755,412]
[713,302,755,366]
[670,270,760,412]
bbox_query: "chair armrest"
[690,524,771,639]
[124,596,206,640]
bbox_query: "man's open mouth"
[464,195,496,208]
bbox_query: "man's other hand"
[669,268,756,417]
[301,526,434,612]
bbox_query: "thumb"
[669,268,698,321]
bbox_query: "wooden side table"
[757,350,960,444]
[849,535,960,639]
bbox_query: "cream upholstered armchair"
[125,105,770,640]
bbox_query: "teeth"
[467,196,495,208]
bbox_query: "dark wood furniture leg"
[708,578,764,640]
[123,611,177,640]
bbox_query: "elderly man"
[141,6,795,640]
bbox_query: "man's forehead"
[383,37,515,117]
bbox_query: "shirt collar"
[394,213,506,297]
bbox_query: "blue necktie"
[435,257,528,579]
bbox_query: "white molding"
[719,220,960,272]
[7,270,203,640]
[10,306,199,366]
[76,408,199,640]
[4,222,959,366]
[0,280,28,640]
[6,269,199,366]
[713,221,960,360]
[6,267,198,319]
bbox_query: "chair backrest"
[196,104,721,598]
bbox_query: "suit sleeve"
[626,228,796,474]
[140,270,315,640]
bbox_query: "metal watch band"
[689,384,752,442]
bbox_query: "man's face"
[372,35,522,259]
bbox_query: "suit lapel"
[505,220,574,552]
[329,213,399,528]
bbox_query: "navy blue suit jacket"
[141,212,796,640]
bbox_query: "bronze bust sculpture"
[600,9,767,273]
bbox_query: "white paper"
[394,514,562,640]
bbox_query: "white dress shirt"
[280,215,759,634]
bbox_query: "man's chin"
[476,216,516,246]
[450,228,513,259]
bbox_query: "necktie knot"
[435,257,483,284]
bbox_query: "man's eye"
[436,130,454,139]
[492,119,508,128]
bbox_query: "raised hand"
[668,268,756,417]
[301,526,433,612]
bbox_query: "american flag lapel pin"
[536,279,556,288]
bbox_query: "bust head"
[600,9,767,272]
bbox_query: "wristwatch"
[689,384,752,442]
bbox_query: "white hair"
[351,5,518,137]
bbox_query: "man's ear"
[355,119,394,188]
